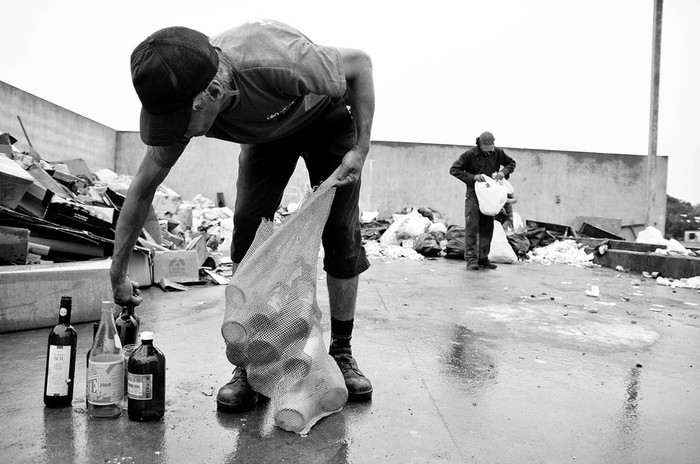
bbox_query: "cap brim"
[139,104,192,146]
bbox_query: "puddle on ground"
[462,304,660,350]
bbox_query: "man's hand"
[335,148,366,188]
[474,174,489,182]
[113,276,143,308]
[493,171,505,181]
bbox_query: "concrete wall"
[2,80,667,238]
[0,81,115,172]
[363,142,667,239]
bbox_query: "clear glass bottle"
[128,331,166,421]
[87,301,123,419]
[43,296,77,408]
[85,321,99,408]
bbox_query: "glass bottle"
[43,296,77,408]
[115,305,139,347]
[85,321,99,408]
[87,301,123,419]
[115,305,140,409]
[128,331,166,421]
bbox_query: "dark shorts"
[231,100,370,279]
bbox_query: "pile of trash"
[527,239,597,268]
[636,226,699,257]
[360,207,447,262]
[360,206,538,264]
[0,133,236,287]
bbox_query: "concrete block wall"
[360,143,667,238]
[2,80,667,238]
[0,81,115,172]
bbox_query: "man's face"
[184,92,219,139]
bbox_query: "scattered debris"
[585,285,600,297]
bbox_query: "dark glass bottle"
[44,296,78,408]
[128,331,166,421]
[115,305,139,347]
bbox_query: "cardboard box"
[0,259,113,333]
[153,250,200,283]
[0,155,34,209]
[44,196,115,239]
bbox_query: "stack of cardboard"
[0,133,221,282]
[0,132,226,333]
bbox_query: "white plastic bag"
[488,221,517,263]
[379,209,431,246]
[636,226,668,245]
[474,177,508,216]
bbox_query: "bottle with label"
[128,331,166,421]
[43,296,78,408]
[87,301,124,419]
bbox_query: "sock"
[329,318,354,356]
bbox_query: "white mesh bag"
[222,169,348,434]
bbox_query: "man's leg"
[297,101,372,401]
[464,191,480,269]
[477,212,497,269]
[326,274,373,401]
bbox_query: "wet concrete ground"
[1,257,699,463]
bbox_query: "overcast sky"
[1,0,698,204]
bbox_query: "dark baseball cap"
[479,131,495,151]
[131,26,219,146]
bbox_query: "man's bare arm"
[335,47,374,186]
[110,147,179,306]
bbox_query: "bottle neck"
[100,307,114,322]
[141,340,153,346]
[58,299,72,325]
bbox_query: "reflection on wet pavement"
[440,324,497,392]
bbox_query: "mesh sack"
[222,169,348,434]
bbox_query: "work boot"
[466,261,480,270]
[216,367,258,413]
[332,353,373,402]
[478,259,497,270]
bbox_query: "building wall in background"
[2,80,667,239]
[0,81,116,172]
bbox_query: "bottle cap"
[140,331,154,341]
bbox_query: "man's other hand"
[335,148,366,187]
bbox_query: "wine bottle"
[127,331,166,421]
[87,301,123,419]
[43,296,78,408]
